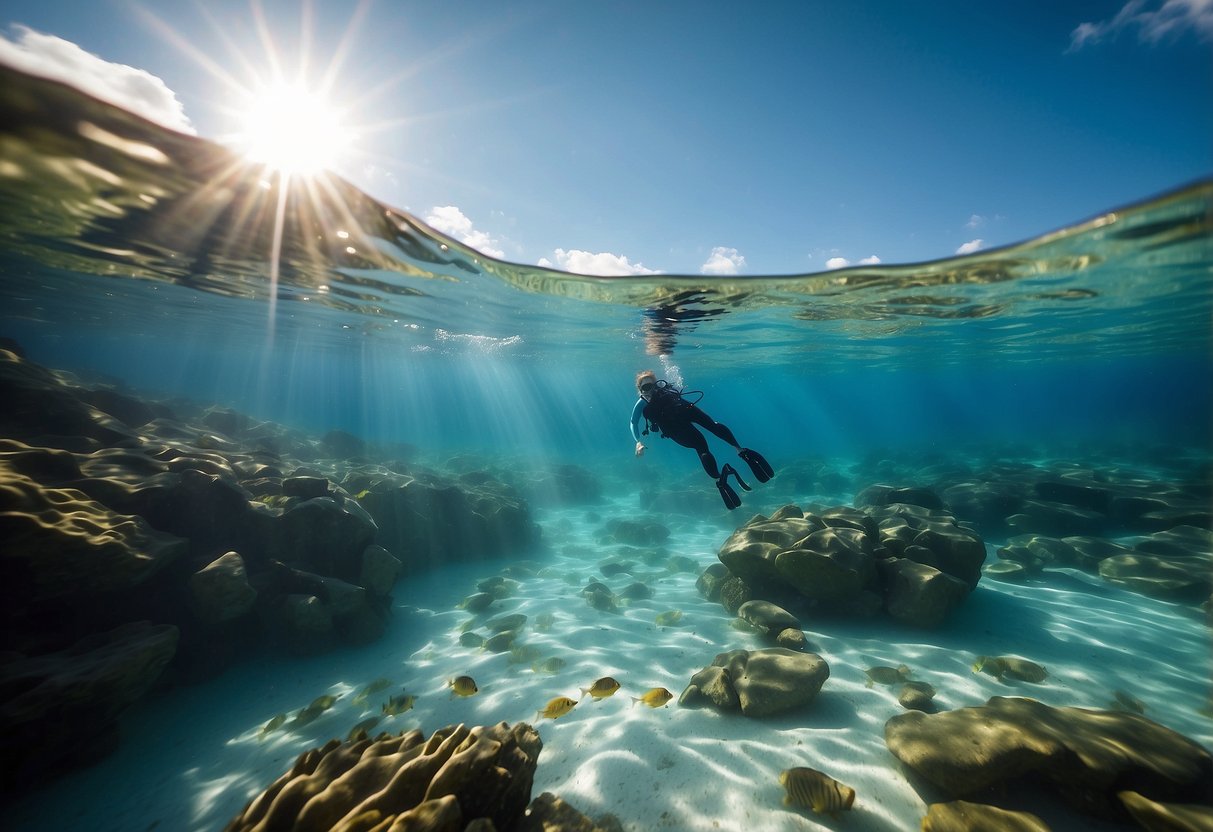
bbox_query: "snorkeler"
[630,370,774,510]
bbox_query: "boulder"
[881,558,971,628]
[359,544,403,596]
[188,551,257,623]
[680,648,829,717]
[921,801,1050,832]
[737,600,800,636]
[885,696,1213,820]
[0,621,179,788]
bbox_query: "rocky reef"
[0,346,542,787]
[224,721,613,832]
[702,501,985,628]
[886,696,1213,825]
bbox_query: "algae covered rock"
[225,722,541,832]
[0,621,179,789]
[885,696,1213,821]
[189,551,257,624]
[680,648,829,717]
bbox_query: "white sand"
[7,491,1211,832]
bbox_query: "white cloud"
[1069,0,1213,50]
[825,254,881,270]
[539,248,658,276]
[423,206,505,259]
[966,214,986,229]
[0,25,194,133]
[956,239,985,255]
[700,246,746,276]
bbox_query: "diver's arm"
[630,398,646,456]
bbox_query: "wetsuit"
[630,388,741,480]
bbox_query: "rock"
[680,648,829,717]
[737,600,800,636]
[984,560,1031,581]
[718,576,752,614]
[775,628,808,650]
[1099,553,1212,599]
[281,475,331,499]
[0,621,179,788]
[599,518,669,546]
[224,722,541,832]
[898,684,937,713]
[695,562,731,600]
[0,464,187,648]
[881,558,971,628]
[270,496,378,580]
[921,800,1050,831]
[1118,789,1213,831]
[855,484,945,511]
[279,594,334,655]
[774,526,878,603]
[885,696,1213,820]
[318,428,364,458]
[189,551,257,624]
[359,544,402,596]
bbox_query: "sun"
[233,82,354,175]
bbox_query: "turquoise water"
[2,64,1212,831]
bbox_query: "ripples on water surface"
[1,64,1210,370]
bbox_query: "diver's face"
[638,378,656,399]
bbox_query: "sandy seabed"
[6,490,1211,832]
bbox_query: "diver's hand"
[635,442,645,457]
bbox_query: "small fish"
[353,489,371,500]
[484,631,518,653]
[459,593,495,612]
[779,767,856,816]
[599,562,632,577]
[654,610,684,627]
[537,696,578,720]
[352,678,392,707]
[450,676,479,696]
[460,631,486,649]
[509,645,544,665]
[581,677,621,700]
[382,693,416,716]
[347,717,381,741]
[1111,689,1145,714]
[532,657,566,674]
[258,713,287,738]
[534,612,556,633]
[585,589,618,613]
[477,576,506,591]
[972,655,1048,683]
[308,694,340,711]
[864,665,912,687]
[487,613,528,633]
[631,687,674,708]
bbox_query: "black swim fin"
[716,463,749,509]
[716,478,741,510]
[738,448,774,483]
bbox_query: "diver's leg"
[688,407,741,448]
[669,427,720,479]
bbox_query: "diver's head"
[636,370,657,400]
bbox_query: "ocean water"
[2,64,1212,831]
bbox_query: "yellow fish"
[864,665,912,687]
[382,693,416,716]
[631,687,673,708]
[972,655,1048,683]
[258,713,287,738]
[537,696,578,720]
[654,610,684,627]
[780,767,856,816]
[353,489,371,500]
[450,675,479,696]
[352,678,392,707]
[581,677,621,700]
[347,717,381,741]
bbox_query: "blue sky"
[0,0,1209,275]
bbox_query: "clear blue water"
[2,63,1212,831]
